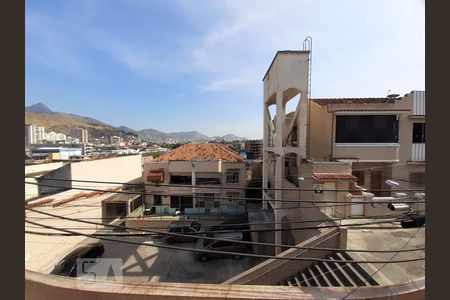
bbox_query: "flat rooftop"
[346,227,425,285]
[25,188,120,273]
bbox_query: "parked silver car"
[166,220,203,244]
[194,232,248,262]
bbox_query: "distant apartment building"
[66,136,80,144]
[25,124,45,145]
[45,131,57,142]
[56,133,66,142]
[110,135,123,145]
[143,143,247,213]
[245,140,263,160]
[83,143,94,156]
[70,128,89,143]
[43,131,67,142]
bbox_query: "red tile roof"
[155,143,244,162]
[313,173,357,181]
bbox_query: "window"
[226,170,240,183]
[352,171,365,186]
[335,115,399,143]
[170,175,191,184]
[413,123,425,143]
[214,201,220,208]
[196,178,220,185]
[154,195,162,205]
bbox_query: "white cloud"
[186,0,424,97]
[201,77,250,92]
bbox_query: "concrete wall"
[125,218,179,233]
[25,270,425,300]
[223,228,341,285]
[333,144,400,162]
[263,52,309,108]
[249,160,263,181]
[25,162,67,199]
[309,102,333,161]
[37,164,72,195]
[70,155,142,187]
[25,162,65,175]
[398,93,415,163]
[36,155,142,196]
[25,179,40,200]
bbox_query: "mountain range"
[25,103,248,142]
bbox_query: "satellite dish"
[387,94,400,98]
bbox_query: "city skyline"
[26,0,425,139]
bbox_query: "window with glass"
[153,195,162,205]
[226,170,240,183]
[352,170,365,185]
[335,115,399,143]
[196,177,220,185]
[413,123,425,143]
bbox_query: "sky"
[25,0,425,139]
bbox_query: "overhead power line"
[341,225,425,299]
[25,208,423,253]
[25,219,425,264]
[26,210,416,226]
[25,176,426,193]
[25,181,425,205]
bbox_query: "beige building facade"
[309,91,425,196]
[262,51,425,250]
[143,143,247,214]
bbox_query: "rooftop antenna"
[303,36,312,99]
[386,89,400,98]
